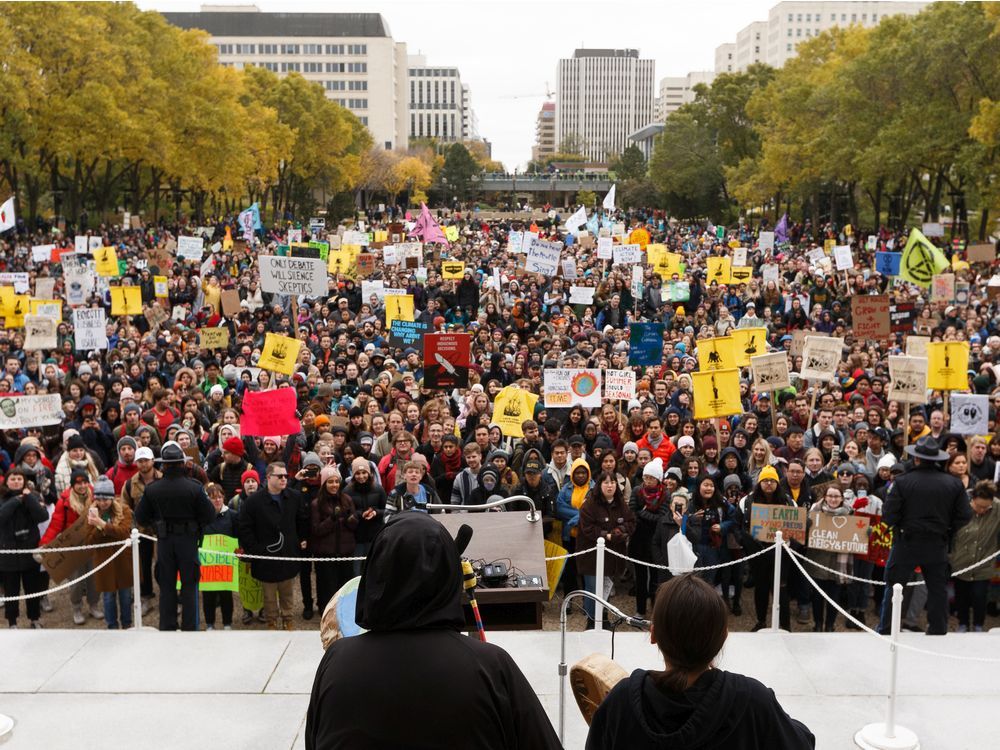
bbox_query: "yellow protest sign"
[697,337,737,372]
[94,247,120,277]
[731,327,768,367]
[29,299,62,318]
[258,332,301,375]
[926,341,969,391]
[492,385,538,437]
[5,295,27,328]
[729,266,753,284]
[728,239,741,249]
[384,294,414,329]
[223,225,233,250]
[628,226,650,250]
[110,286,142,316]
[327,248,356,277]
[0,287,13,318]
[373,230,388,243]
[706,256,732,285]
[154,276,169,298]
[692,368,742,419]
[444,225,459,243]
[199,327,230,350]
[823,239,835,254]
[900,228,949,288]
[647,245,682,278]
[441,261,465,279]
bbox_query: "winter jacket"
[84,503,134,592]
[309,492,358,557]
[555,458,593,542]
[343,479,387,544]
[577,494,636,578]
[237,487,310,583]
[950,499,1000,582]
[0,489,48,572]
[40,487,89,546]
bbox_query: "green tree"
[439,143,481,202]
[609,145,647,181]
[648,110,727,219]
[577,190,597,208]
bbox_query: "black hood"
[719,447,746,473]
[355,512,464,632]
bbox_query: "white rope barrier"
[135,534,363,562]
[786,545,999,587]
[0,540,132,604]
[0,539,130,554]
[604,542,776,572]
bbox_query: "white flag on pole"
[565,205,588,235]
[0,196,15,232]
[602,184,616,211]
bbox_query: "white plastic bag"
[667,533,698,576]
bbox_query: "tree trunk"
[979,208,990,242]
[927,170,944,222]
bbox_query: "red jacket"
[40,487,88,546]
[106,461,139,495]
[635,434,676,464]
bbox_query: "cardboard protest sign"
[950,394,990,435]
[628,323,663,366]
[926,341,969,390]
[240,387,301,436]
[800,336,843,382]
[94,247,120,277]
[40,518,92,584]
[696,336,736,372]
[423,333,472,389]
[34,277,56,300]
[730,327,767,367]
[187,534,239,592]
[384,295,415,329]
[23,315,57,350]
[388,320,430,353]
[73,308,108,351]
[887,355,927,404]
[199,327,230,350]
[808,512,870,554]
[544,369,602,408]
[750,352,791,391]
[258,333,301,376]
[931,273,955,303]
[905,335,929,358]
[258,256,328,298]
[356,253,376,278]
[109,286,142,316]
[525,238,562,275]
[749,504,806,544]
[851,295,891,340]
[0,394,64,429]
[176,236,204,261]
[967,243,996,264]
[29,299,61,319]
[441,260,465,279]
[706,256,732,285]
[492,386,537,438]
[220,289,241,318]
[604,369,636,401]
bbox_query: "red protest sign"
[240,388,301,437]
[423,333,471,389]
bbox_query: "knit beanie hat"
[643,457,664,481]
[222,437,245,457]
[758,465,780,483]
[622,441,639,455]
[241,469,259,486]
[351,456,371,475]
[93,476,116,498]
[117,436,137,453]
[319,465,339,485]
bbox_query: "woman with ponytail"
[587,575,815,749]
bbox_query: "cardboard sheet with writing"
[749,504,806,544]
[807,512,870,554]
[40,517,92,583]
[851,295,890,340]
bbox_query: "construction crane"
[499,82,554,100]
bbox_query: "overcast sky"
[141,0,777,170]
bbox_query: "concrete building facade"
[532,101,556,163]
[164,6,409,150]
[555,49,655,163]
[656,71,715,120]
[407,54,469,142]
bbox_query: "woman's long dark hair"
[650,575,728,693]
[586,471,623,506]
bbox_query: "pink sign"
[240,388,301,437]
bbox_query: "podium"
[434,512,549,630]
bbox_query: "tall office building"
[656,71,715,120]
[555,49,655,163]
[164,5,408,150]
[407,55,472,142]
[714,1,929,73]
[532,101,556,163]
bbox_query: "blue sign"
[875,252,901,277]
[628,323,664,366]
[388,320,430,353]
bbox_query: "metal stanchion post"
[594,537,606,632]
[130,529,142,630]
[770,531,783,632]
[854,583,919,749]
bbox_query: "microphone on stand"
[455,524,487,642]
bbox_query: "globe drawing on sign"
[571,372,599,399]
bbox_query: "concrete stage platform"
[0,629,997,749]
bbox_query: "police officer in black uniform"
[135,441,215,631]
[878,436,972,635]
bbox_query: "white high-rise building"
[407,55,473,143]
[556,49,655,163]
[656,71,715,120]
[715,1,929,73]
[164,6,409,150]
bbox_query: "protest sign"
[887,355,927,404]
[525,238,562,275]
[153,275,169,298]
[258,256,327,298]
[926,341,969,390]
[0,272,29,294]
[258,333,301,375]
[3,294,26,328]
[218,289,240,318]
[888,300,915,333]
[750,352,791,391]
[74,235,88,254]
[732,247,747,267]
[40,518,90,584]
[189,534,239,592]
[492,386,538,438]
[950,394,989,435]
[388,320,430,353]
[63,265,93,306]
[808,247,827,265]
[696,336,736,372]
[596,236,613,259]
[967,243,995,264]
[833,245,854,270]
[749,504,806,544]
[31,244,55,263]
[628,323,664,366]
[176,236,204,261]
[384,294,415,329]
[23,316,57,350]
[875,252,901,276]
[507,231,524,253]
[692,369,741,419]
[569,286,595,305]
[800,336,843,382]
[667,280,690,302]
[561,257,577,280]
[931,273,955,302]
[851,295,891,340]
[240,388,301,436]
[922,222,944,237]
[730,327,767,367]
[761,264,780,285]
[94,247,119,277]
[613,243,642,265]
[706,256,732,285]
[73,308,107,351]
[361,280,386,304]
[807,513,870,554]
[604,369,636,401]
[758,231,775,252]
[0,394,63,429]
[29,299,61,319]
[109,286,142,316]
[441,260,465,279]
[356,252,376,278]
[544,369,602,408]
[199,327,230,350]
[729,266,753,284]
[904,335,929,358]
[424,333,472,389]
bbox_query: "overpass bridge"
[476,172,613,194]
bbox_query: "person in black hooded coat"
[306,512,561,750]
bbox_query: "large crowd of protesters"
[0,203,998,635]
